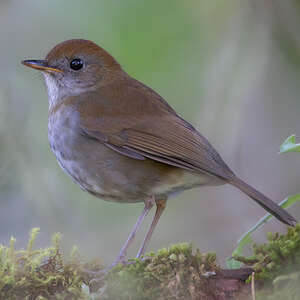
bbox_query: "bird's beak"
[21,60,62,73]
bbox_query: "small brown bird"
[22,39,296,264]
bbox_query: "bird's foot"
[87,257,148,293]
[86,259,129,293]
[87,268,109,294]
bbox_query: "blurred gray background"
[0,0,299,265]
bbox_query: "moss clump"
[255,271,300,300]
[232,223,300,300]
[2,225,300,299]
[104,243,218,300]
[0,228,102,300]
[233,223,300,282]
[0,231,219,300]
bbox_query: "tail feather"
[230,177,297,226]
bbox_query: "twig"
[251,272,256,300]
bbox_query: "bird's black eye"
[70,58,83,70]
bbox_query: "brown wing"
[78,77,235,180]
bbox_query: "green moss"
[232,224,300,300]
[1,225,300,299]
[0,236,219,299]
[104,243,218,300]
[233,223,300,282]
[255,271,300,300]
[0,228,102,300]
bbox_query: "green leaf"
[226,257,242,269]
[279,135,300,153]
[226,233,253,269]
[227,194,300,269]
[280,193,300,209]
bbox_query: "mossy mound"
[255,271,300,300]
[103,243,218,300]
[0,229,219,300]
[0,228,102,300]
[233,223,300,300]
[1,224,300,299]
[233,223,300,281]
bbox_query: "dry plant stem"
[251,272,256,300]
[136,198,167,258]
[113,196,155,265]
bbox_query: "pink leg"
[113,196,155,265]
[136,198,167,258]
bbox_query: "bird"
[22,39,296,265]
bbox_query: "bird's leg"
[88,196,155,291]
[136,198,167,258]
[113,195,155,265]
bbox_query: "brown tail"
[230,177,296,226]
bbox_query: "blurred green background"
[1,0,300,265]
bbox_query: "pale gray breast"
[47,104,140,200]
[48,106,82,180]
[48,105,105,194]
